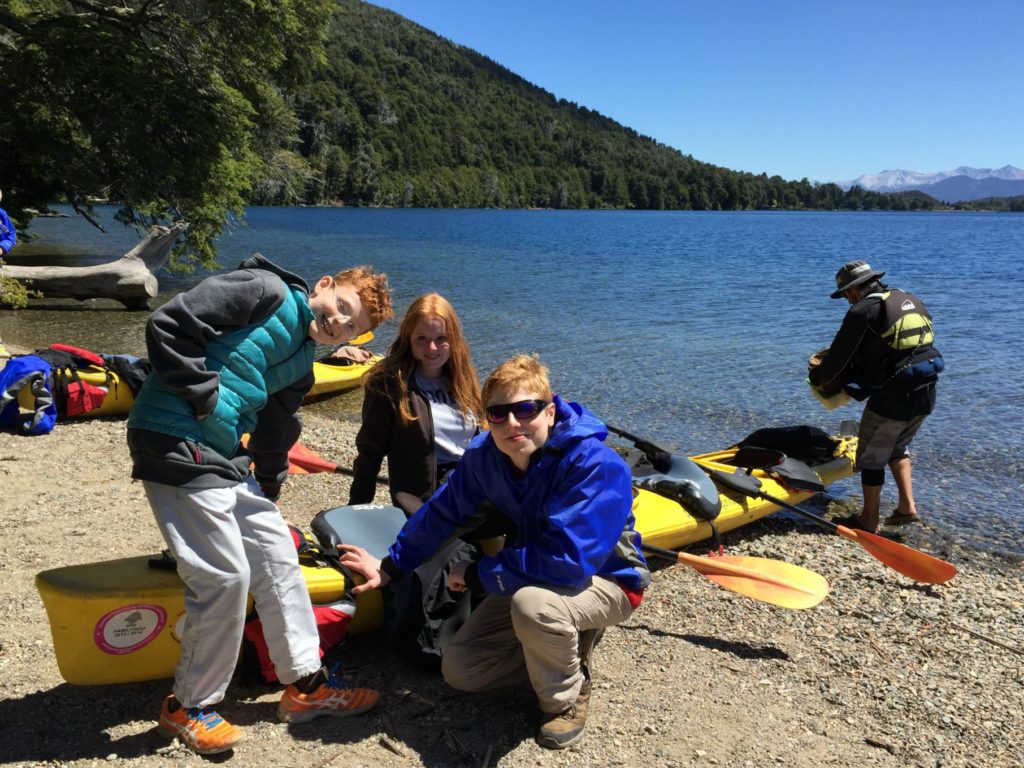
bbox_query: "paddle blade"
[676,552,829,610]
[287,442,339,474]
[241,433,308,474]
[348,330,375,346]
[836,526,957,584]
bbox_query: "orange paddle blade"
[240,433,308,475]
[836,526,957,584]
[675,551,829,610]
[287,442,339,474]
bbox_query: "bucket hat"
[830,260,885,299]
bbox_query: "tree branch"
[70,199,108,234]
[65,0,169,36]
[0,10,30,36]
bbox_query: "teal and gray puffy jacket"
[127,256,316,488]
[128,285,314,457]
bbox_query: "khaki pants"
[441,576,634,713]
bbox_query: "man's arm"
[383,448,490,575]
[809,306,870,391]
[0,209,15,254]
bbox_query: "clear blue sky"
[367,1,1023,183]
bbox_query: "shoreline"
[4,338,1022,568]
[1,385,1022,766]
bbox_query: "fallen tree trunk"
[0,222,187,310]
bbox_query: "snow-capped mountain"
[841,165,1024,194]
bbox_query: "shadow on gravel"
[286,686,536,767]
[285,633,537,767]
[0,679,173,763]
[619,624,789,660]
[0,676,409,764]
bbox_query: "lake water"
[4,207,1023,557]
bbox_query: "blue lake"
[4,207,1023,557]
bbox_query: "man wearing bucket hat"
[809,260,943,533]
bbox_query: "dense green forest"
[256,0,937,212]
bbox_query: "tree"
[0,0,333,270]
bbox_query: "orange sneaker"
[277,666,380,724]
[158,695,243,754]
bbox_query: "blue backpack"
[0,355,58,435]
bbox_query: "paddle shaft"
[644,544,809,590]
[704,468,956,584]
[286,446,389,485]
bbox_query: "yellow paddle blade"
[676,552,830,610]
[836,526,958,584]
[348,330,375,346]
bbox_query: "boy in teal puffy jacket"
[127,255,392,754]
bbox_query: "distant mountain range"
[841,165,1024,201]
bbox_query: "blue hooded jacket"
[0,355,57,435]
[387,395,650,594]
[0,207,16,255]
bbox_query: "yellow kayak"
[305,355,380,401]
[17,364,134,419]
[34,433,856,685]
[35,548,378,686]
[633,436,857,549]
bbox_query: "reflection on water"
[0,300,153,357]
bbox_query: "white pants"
[144,477,321,708]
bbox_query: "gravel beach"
[1,349,1022,767]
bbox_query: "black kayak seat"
[721,445,825,494]
[634,453,723,521]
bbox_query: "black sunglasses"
[485,399,549,424]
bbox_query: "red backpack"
[241,526,357,684]
[31,344,113,418]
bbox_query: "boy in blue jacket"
[341,353,650,749]
[127,255,392,754]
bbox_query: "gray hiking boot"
[537,681,590,750]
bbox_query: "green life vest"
[877,290,934,351]
[866,289,942,389]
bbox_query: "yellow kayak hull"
[17,365,134,418]
[305,356,380,401]
[634,436,857,549]
[35,553,379,685]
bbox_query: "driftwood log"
[0,222,187,310]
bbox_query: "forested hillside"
[260,0,934,212]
